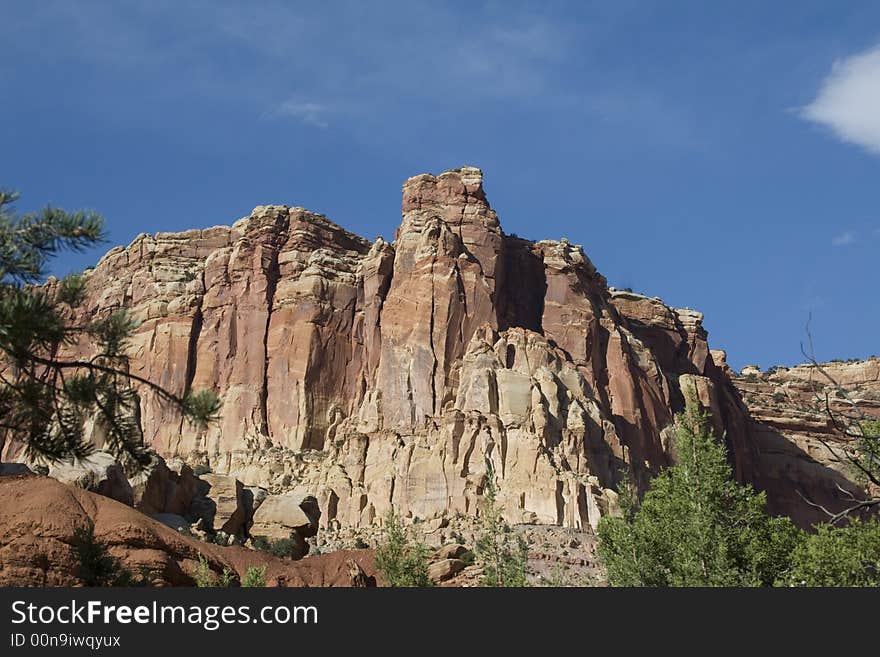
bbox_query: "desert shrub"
[251,536,271,551]
[268,536,301,559]
[250,534,301,559]
[241,565,267,587]
[193,554,235,587]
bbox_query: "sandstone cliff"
[0,167,860,529]
[730,358,880,524]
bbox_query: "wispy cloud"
[831,230,856,246]
[271,99,331,128]
[802,44,880,155]
[1,2,700,149]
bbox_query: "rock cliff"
[0,167,861,529]
[730,358,880,524]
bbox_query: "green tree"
[374,509,432,587]
[474,474,529,587]
[0,190,219,468]
[783,519,880,586]
[598,390,803,586]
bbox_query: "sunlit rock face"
[2,167,857,529]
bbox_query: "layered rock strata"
[730,358,880,524]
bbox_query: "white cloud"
[802,45,880,155]
[831,231,856,247]
[272,100,330,128]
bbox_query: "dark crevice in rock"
[183,273,205,397]
[428,256,438,417]
[259,222,288,440]
[497,236,546,333]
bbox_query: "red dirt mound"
[0,473,375,587]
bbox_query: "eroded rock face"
[250,492,321,553]
[47,451,134,506]
[731,359,880,525]
[0,167,858,529]
[130,456,200,517]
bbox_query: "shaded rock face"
[731,359,880,526]
[0,167,851,529]
[130,456,200,517]
[47,452,134,507]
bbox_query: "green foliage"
[268,537,301,558]
[250,533,302,559]
[57,273,87,307]
[597,390,803,587]
[474,475,529,587]
[543,564,571,587]
[0,190,104,284]
[193,554,235,587]
[241,565,267,587]
[73,522,151,587]
[854,420,880,485]
[250,535,271,552]
[374,510,433,587]
[783,519,880,586]
[0,189,220,469]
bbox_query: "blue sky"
[2,1,878,370]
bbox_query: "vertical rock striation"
[1,167,858,528]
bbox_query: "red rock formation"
[0,473,375,587]
[0,167,857,529]
[731,359,880,525]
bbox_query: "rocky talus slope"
[0,167,865,532]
